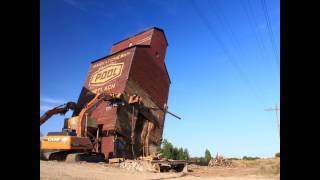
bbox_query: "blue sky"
[40,0,280,158]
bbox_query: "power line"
[243,0,280,77]
[190,0,248,84]
[247,0,269,54]
[260,0,280,69]
[240,0,268,64]
[261,0,279,56]
[208,0,242,54]
[241,0,280,108]
[190,0,266,106]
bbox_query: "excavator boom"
[40,102,77,126]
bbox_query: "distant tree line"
[157,139,265,165]
[157,139,214,165]
[157,139,190,160]
[242,156,260,160]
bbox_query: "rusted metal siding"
[148,29,168,71]
[101,136,114,159]
[129,47,170,109]
[115,101,133,139]
[111,29,153,54]
[111,28,168,72]
[90,102,118,131]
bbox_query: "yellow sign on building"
[89,62,124,86]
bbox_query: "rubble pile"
[119,160,155,172]
[208,154,232,167]
[118,154,186,173]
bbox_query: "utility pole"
[265,103,280,137]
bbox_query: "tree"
[204,149,212,163]
[172,147,178,160]
[160,139,174,159]
[183,148,190,160]
[176,147,183,160]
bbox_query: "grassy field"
[188,157,280,179]
[232,158,280,177]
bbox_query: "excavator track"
[41,150,105,163]
[66,153,105,163]
[65,153,81,162]
[41,151,70,161]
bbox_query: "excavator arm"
[40,102,77,126]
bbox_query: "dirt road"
[40,160,279,180]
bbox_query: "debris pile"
[208,154,232,167]
[119,160,156,172]
[119,154,187,173]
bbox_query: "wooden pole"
[265,103,280,138]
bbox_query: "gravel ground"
[40,160,279,180]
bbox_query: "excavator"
[40,91,181,163]
[40,92,123,162]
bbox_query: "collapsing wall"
[73,27,171,159]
